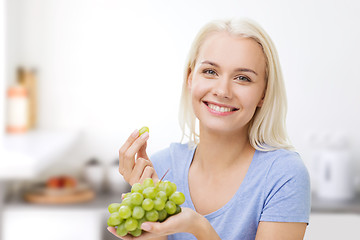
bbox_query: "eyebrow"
[200,60,258,76]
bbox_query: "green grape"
[170,182,177,192]
[163,181,175,197]
[143,178,155,188]
[107,212,122,226]
[145,209,159,222]
[108,203,121,214]
[125,218,138,231]
[142,187,156,199]
[123,192,131,199]
[118,205,132,219]
[130,228,142,237]
[175,205,182,214]
[120,198,133,208]
[153,198,165,211]
[137,217,146,228]
[156,191,167,202]
[169,191,185,205]
[106,178,186,237]
[142,198,154,211]
[116,223,128,237]
[130,192,144,206]
[139,126,149,136]
[131,183,143,193]
[132,206,145,219]
[158,209,168,222]
[165,200,177,215]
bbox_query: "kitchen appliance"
[316,134,355,201]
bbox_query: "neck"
[193,126,254,174]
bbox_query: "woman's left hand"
[107,207,201,239]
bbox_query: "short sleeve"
[260,152,311,224]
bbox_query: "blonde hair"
[179,18,293,151]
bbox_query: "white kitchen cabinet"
[304,213,360,239]
[2,208,103,240]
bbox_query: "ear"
[187,69,193,89]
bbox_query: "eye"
[234,75,251,82]
[202,69,217,76]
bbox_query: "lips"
[203,101,239,113]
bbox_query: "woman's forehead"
[196,32,266,74]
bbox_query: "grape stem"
[159,168,170,182]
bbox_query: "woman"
[109,18,311,240]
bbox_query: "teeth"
[208,104,232,113]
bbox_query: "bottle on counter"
[6,84,29,133]
[17,67,37,129]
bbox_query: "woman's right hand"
[118,129,159,186]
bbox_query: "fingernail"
[141,223,152,231]
[140,131,149,139]
[132,129,139,137]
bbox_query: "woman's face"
[188,31,267,136]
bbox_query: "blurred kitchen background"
[1,0,360,239]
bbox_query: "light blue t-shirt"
[151,143,311,240]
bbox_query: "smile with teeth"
[204,102,238,113]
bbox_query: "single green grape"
[130,192,144,206]
[131,183,143,193]
[108,203,121,214]
[142,187,156,199]
[125,218,138,231]
[132,206,145,219]
[107,212,122,227]
[139,126,149,136]
[156,191,167,202]
[170,182,177,192]
[116,223,128,237]
[165,200,177,215]
[142,198,154,211]
[163,181,175,197]
[169,191,185,205]
[143,178,155,188]
[130,228,142,237]
[145,209,159,222]
[158,209,168,222]
[120,198,133,208]
[118,205,132,219]
[123,192,132,199]
[153,198,165,211]
[175,205,182,214]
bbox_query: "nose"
[212,78,232,99]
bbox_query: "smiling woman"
[111,18,310,240]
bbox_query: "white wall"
[5,0,360,183]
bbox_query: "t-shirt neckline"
[183,146,259,219]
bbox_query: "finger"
[119,129,139,174]
[123,132,149,176]
[128,158,153,185]
[137,141,149,160]
[139,166,159,183]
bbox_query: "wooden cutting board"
[24,185,95,204]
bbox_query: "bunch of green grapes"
[107,178,185,237]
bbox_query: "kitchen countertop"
[0,130,79,179]
[311,193,360,214]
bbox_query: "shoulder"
[258,149,311,223]
[259,149,308,178]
